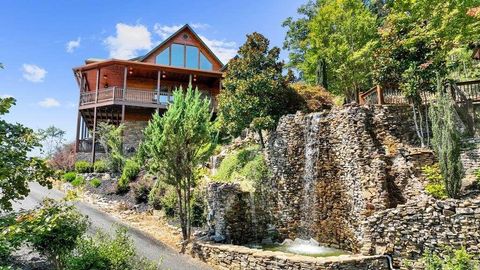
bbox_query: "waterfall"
[248,192,259,242]
[298,113,323,239]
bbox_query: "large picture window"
[155,43,214,71]
[186,46,199,69]
[171,44,184,67]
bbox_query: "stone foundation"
[191,241,390,270]
[123,121,147,155]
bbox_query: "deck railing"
[359,80,479,106]
[79,87,174,106]
[79,87,217,109]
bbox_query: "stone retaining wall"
[362,197,480,269]
[191,241,390,270]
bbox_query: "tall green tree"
[307,0,378,99]
[139,86,212,250]
[218,32,302,146]
[430,81,464,198]
[0,97,52,210]
[38,125,66,157]
[284,0,378,98]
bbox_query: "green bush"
[191,189,206,227]
[0,212,23,262]
[63,227,158,270]
[425,183,448,199]
[214,145,270,192]
[63,172,77,183]
[214,145,260,182]
[72,175,85,187]
[423,247,478,270]
[160,185,178,217]
[132,177,153,204]
[75,161,92,173]
[117,159,140,193]
[422,164,448,199]
[93,160,108,173]
[23,199,88,269]
[89,178,101,188]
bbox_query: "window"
[186,45,199,69]
[156,43,214,70]
[156,48,169,65]
[171,44,184,67]
[200,52,213,70]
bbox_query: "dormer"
[139,24,224,71]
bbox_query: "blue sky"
[0,0,305,141]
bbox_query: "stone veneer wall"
[266,105,434,252]
[123,120,148,155]
[76,120,147,162]
[191,241,390,270]
[362,197,480,269]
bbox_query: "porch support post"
[91,107,97,164]
[75,111,81,152]
[95,69,100,103]
[121,105,125,123]
[157,70,161,105]
[189,74,192,86]
[123,66,128,100]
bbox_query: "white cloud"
[198,35,237,64]
[38,98,60,108]
[153,23,237,64]
[190,23,210,29]
[66,37,81,53]
[104,23,153,59]
[153,24,183,40]
[22,64,47,83]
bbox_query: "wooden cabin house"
[73,24,225,162]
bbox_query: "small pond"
[249,238,349,258]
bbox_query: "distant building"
[73,24,225,162]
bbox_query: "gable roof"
[138,24,224,67]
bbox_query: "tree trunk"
[258,130,265,149]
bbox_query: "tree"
[38,125,66,157]
[0,97,52,211]
[139,86,212,251]
[96,122,125,173]
[282,1,323,84]
[430,81,464,198]
[284,0,378,98]
[48,142,76,171]
[218,32,303,147]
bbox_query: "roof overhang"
[73,59,223,78]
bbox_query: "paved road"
[12,182,212,270]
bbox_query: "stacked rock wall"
[266,105,434,252]
[362,197,480,269]
[191,242,390,270]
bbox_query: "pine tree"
[430,81,464,198]
[139,86,213,250]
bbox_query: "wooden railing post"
[376,85,385,105]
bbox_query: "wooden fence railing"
[359,80,480,106]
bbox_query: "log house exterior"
[73,24,225,162]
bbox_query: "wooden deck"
[79,87,217,109]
